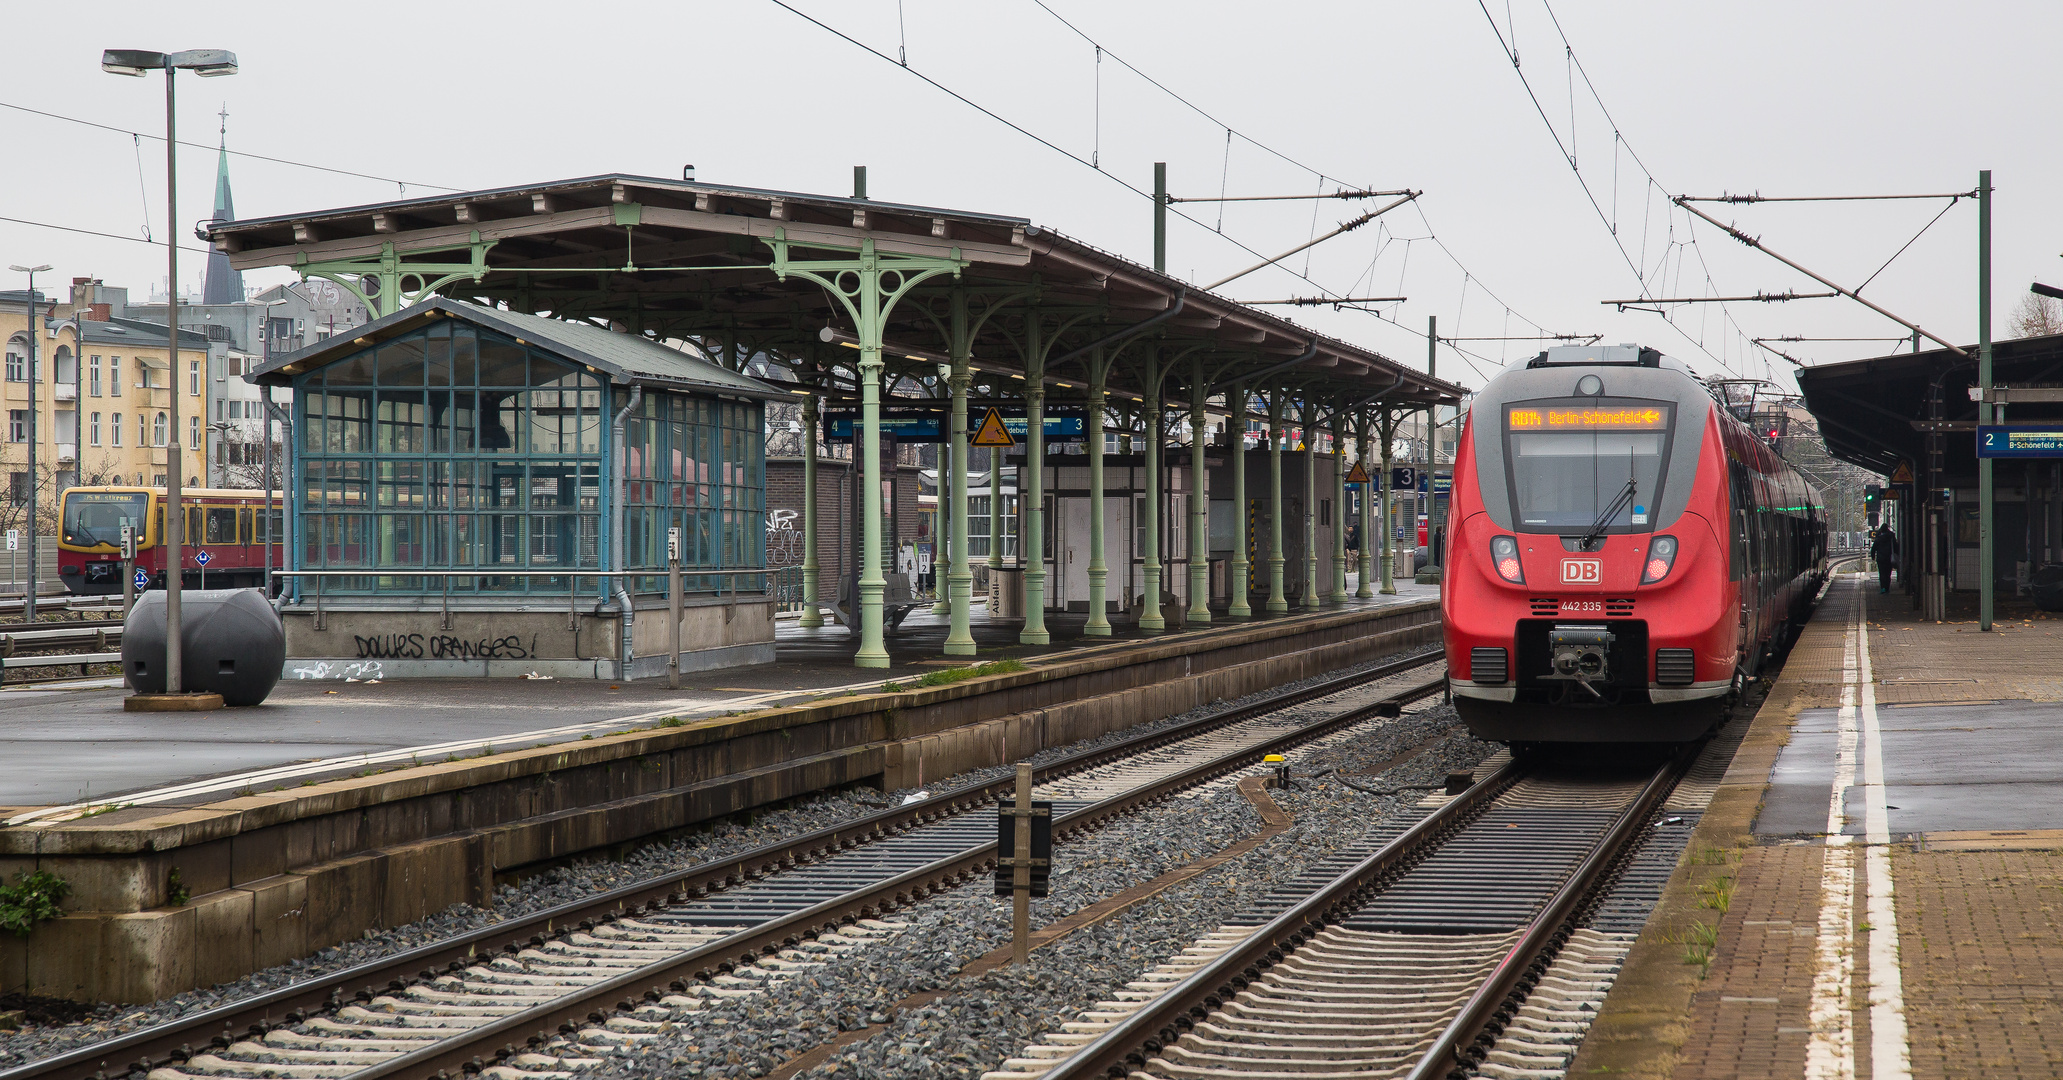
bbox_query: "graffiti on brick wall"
[767,508,802,566]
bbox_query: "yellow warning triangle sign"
[1344,461,1370,484]
[1890,461,1913,484]
[971,407,1016,448]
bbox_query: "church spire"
[201,104,245,305]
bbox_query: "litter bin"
[990,566,1025,617]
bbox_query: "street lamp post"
[103,48,238,697]
[8,265,51,619]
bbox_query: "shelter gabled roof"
[248,297,788,400]
[1796,332,2063,476]
[206,173,1466,411]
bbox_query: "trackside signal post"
[996,763,1051,965]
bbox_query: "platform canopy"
[210,173,1464,670]
[1797,332,2063,477]
[204,173,1463,410]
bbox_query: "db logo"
[1561,559,1603,585]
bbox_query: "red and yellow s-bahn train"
[1442,345,1826,744]
[57,486,285,594]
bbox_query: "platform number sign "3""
[1560,558,1603,585]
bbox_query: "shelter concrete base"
[278,598,776,681]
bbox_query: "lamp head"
[101,49,162,75]
[9,264,54,274]
[170,49,239,77]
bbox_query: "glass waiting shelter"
[252,298,783,604]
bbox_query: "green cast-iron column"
[945,305,976,654]
[1227,383,1251,618]
[1355,423,1375,598]
[1379,410,1398,596]
[932,401,951,617]
[1139,355,1166,632]
[799,395,824,628]
[1187,364,1212,624]
[1301,397,1320,610]
[1021,318,1050,645]
[1084,350,1112,635]
[1330,410,1349,601]
[1266,391,1288,613]
[765,233,963,667]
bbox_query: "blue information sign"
[134,568,150,589]
[827,408,1085,442]
[1977,425,2063,458]
[1417,473,1453,495]
[195,550,212,566]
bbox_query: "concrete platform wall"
[1,600,1433,1003]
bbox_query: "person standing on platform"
[1871,526,1899,594]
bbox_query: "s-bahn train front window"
[1502,400,1674,534]
[61,490,147,547]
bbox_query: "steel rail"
[1039,755,1527,1080]
[1402,749,1689,1080]
[8,650,1445,1080]
[351,671,1446,1080]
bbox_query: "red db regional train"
[1443,345,1826,744]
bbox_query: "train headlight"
[1490,535,1524,584]
[1642,535,1678,584]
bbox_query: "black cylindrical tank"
[122,589,286,706]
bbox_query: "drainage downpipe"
[611,384,643,680]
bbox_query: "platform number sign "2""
[1560,558,1603,585]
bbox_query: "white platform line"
[1855,587,1913,1080]
[1805,585,1860,1080]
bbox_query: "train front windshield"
[1502,401,1674,533]
[61,491,147,548]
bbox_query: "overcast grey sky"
[4,1,2057,393]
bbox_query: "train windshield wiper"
[1580,477,1637,548]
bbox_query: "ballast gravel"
[591,701,1493,1080]
[0,645,1457,1073]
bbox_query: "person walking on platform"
[1871,526,1899,593]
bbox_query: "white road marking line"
[1855,587,1912,1080]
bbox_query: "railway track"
[1006,744,1695,1080]
[8,650,1448,1080]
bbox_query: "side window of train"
[1727,461,1748,581]
[206,507,239,545]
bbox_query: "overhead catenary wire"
[1019,0,1555,376]
[0,100,461,193]
[0,212,213,257]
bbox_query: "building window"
[153,412,167,447]
[7,473,26,506]
[967,494,1020,559]
[6,411,23,443]
[109,357,121,397]
[152,472,166,488]
[190,358,201,397]
[89,356,102,396]
[190,415,200,450]
[215,399,225,422]
[111,412,122,447]
[89,412,101,446]
[3,343,22,383]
